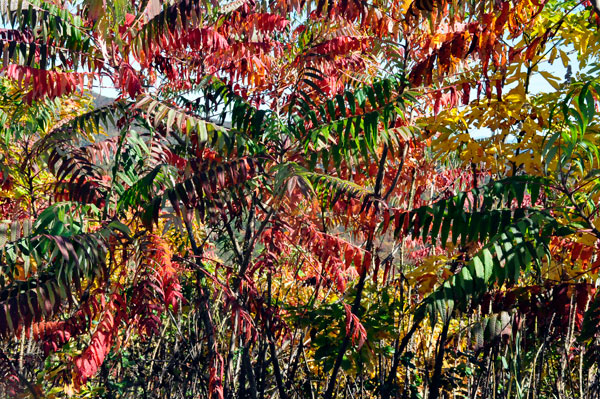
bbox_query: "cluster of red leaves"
[73,293,127,388]
[148,235,183,313]
[255,220,291,272]
[320,54,368,95]
[307,36,371,59]
[241,276,286,337]
[343,303,367,349]
[323,196,377,235]
[128,0,383,102]
[135,10,284,91]
[207,264,285,343]
[182,27,229,53]
[143,26,229,80]
[22,296,101,356]
[549,237,597,270]
[410,24,476,87]
[223,296,258,343]
[309,0,393,28]
[434,167,480,196]
[430,85,464,115]
[129,235,183,336]
[297,226,366,292]
[3,65,91,104]
[415,0,551,113]
[242,13,289,34]
[161,149,188,171]
[119,63,142,99]
[405,236,447,265]
[205,41,275,88]
[410,1,513,92]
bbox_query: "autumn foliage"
[1,0,600,398]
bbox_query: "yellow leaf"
[504,84,527,104]
[539,71,561,90]
[457,133,470,142]
[560,50,570,68]
[577,233,597,246]
[549,47,558,64]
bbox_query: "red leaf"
[524,37,542,61]
[462,82,471,105]
[361,251,372,275]
[382,209,391,234]
[119,64,142,99]
[495,79,503,100]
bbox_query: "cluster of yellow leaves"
[405,254,450,296]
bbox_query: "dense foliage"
[1,0,600,398]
